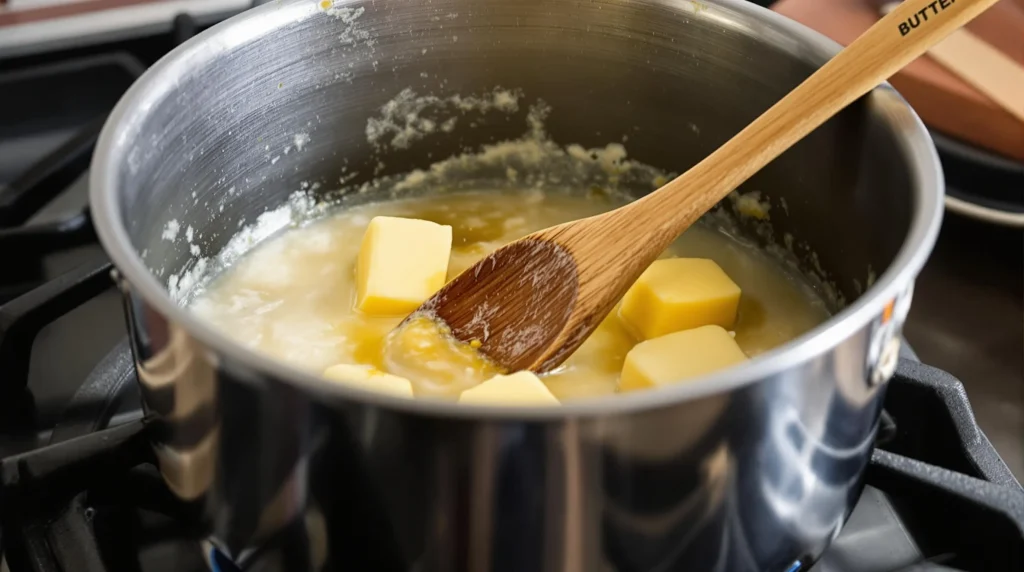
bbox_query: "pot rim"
[89,0,944,420]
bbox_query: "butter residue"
[730,190,771,220]
[347,99,671,202]
[365,87,524,151]
[161,220,180,242]
[319,1,374,47]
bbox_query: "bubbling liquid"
[190,189,829,401]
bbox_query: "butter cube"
[458,371,560,406]
[323,364,414,398]
[620,325,747,391]
[356,216,453,315]
[619,258,741,339]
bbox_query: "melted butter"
[383,315,503,399]
[190,189,829,401]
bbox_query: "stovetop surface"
[1,5,1022,572]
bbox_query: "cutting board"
[773,0,1024,162]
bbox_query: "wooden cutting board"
[773,0,1024,162]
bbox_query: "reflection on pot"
[760,402,878,547]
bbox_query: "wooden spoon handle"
[632,0,1000,237]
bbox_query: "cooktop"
[1,4,1022,572]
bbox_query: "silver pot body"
[89,0,943,570]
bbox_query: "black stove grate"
[0,117,106,299]
[0,262,114,430]
[0,16,197,437]
[0,51,144,304]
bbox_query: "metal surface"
[88,0,945,570]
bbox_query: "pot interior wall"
[116,0,914,304]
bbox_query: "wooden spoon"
[408,0,998,374]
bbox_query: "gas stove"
[1,5,1022,572]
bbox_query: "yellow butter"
[619,258,741,340]
[323,363,414,398]
[356,216,453,315]
[458,371,560,406]
[620,325,747,391]
[382,315,503,399]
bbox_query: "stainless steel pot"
[89,0,943,570]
